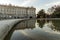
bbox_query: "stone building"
[0,4,36,19]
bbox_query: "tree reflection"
[52,20,60,31]
[37,20,45,28]
[37,19,60,32]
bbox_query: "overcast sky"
[0,0,60,12]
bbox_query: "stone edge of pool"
[0,19,29,40]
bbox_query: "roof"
[0,4,36,9]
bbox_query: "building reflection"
[4,20,60,40]
[15,20,36,29]
[4,19,36,40]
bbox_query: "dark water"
[4,19,60,40]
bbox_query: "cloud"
[0,0,60,13]
[45,1,60,7]
[0,0,9,4]
[20,0,31,6]
[20,0,37,6]
[0,0,37,6]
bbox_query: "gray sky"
[0,0,60,13]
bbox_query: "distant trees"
[47,6,55,18]
[37,9,46,18]
[52,5,60,18]
[37,5,60,18]
[47,5,60,18]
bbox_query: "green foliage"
[51,5,60,18]
[37,9,46,18]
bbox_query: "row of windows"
[0,9,24,11]
[0,8,35,15]
[0,9,26,14]
[0,8,35,12]
[0,11,35,14]
[0,8,27,11]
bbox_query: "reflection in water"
[4,20,36,40]
[4,19,60,40]
[37,20,60,32]
[52,20,60,31]
[15,20,35,29]
[37,20,45,28]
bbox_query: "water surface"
[4,19,60,40]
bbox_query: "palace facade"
[0,4,36,19]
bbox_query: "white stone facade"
[0,5,36,18]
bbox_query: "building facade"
[0,4,36,19]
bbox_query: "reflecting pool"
[4,19,60,40]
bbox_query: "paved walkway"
[0,19,24,40]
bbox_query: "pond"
[4,19,60,40]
